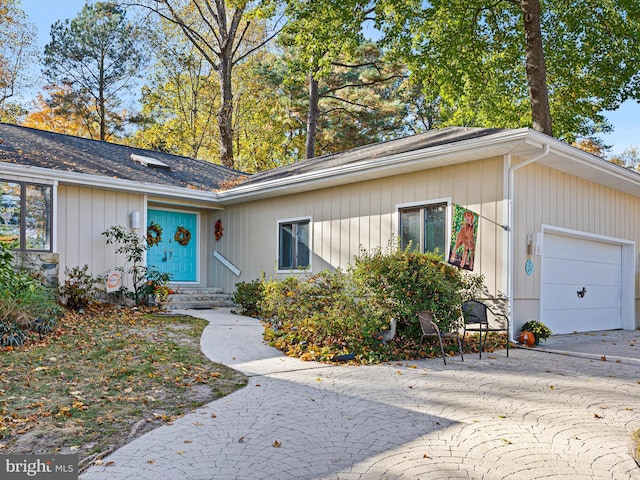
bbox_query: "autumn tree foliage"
[9,0,639,170]
[128,0,282,169]
[22,88,91,137]
[133,18,221,160]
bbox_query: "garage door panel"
[541,284,621,310]
[544,234,621,264]
[542,259,621,286]
[541,233,622,334]
[541,307,621,334]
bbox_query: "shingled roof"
[240,127,505,186]
[0,123,244,191]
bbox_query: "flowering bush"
[520,320,552,343]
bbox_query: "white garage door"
[541,233,622,334]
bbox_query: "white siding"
[512,161,640,329]
[57,185,145,280]
[213,157,507,296]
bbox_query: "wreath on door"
[147,222,163,246]
[174,226,192,246]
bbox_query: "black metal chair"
[462,300,509,358]
[418,310,464,365]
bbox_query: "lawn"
[0,305,247,471]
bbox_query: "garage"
[541,232,624,334]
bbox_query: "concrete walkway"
[81,308,640,480]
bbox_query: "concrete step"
[163,288,235,310]
[171,287,224,295]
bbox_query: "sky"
[20,0,640,156]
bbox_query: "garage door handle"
[577,287,586,298]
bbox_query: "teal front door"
[147,209,198,282]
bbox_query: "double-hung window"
[0,180,52,251]
[278,218,310,270]
[399,202,447,255]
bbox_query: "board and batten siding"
[212,156,508,296]
[511,160,640,326]
[57,185,145,281]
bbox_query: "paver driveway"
[81,308,640,480]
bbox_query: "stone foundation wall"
[13,251,59,287]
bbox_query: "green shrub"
[0,243,61,346]
[255,242,485,364]
[349,243,483,337]
[30,315,58,337]
[142,268,172,303]
[232,277,264,316]
[0,321,26,347]
[102,226,172,306]
[260,270,384,362]
[59,265,103,311]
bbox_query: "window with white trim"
[399,203,447,255]
[278,218,310,270]
[0,180,52,251]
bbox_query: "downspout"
[507,143,550,342]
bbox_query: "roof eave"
[217,128,534,204]
[0,162,223,205]
[525,130,640,196]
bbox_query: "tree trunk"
[99,59,106,141]
[521,0,552,136]
[218,58,234,169]
[306,74,319,159]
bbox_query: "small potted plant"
[520,320,552,345]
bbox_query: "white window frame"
[395,198,452,255]
[276,216,312,273]
[0,178,54,252]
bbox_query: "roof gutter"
[506,143,550,343]
[218,128,533,203]
[0,162,222,204]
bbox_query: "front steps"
[164,287,235,310]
